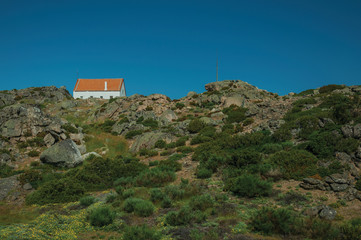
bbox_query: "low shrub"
[196,167,212,179]
[189,194,214,211]
[355,179,361,191]
[80,196,96,207]
[250,207,298,235]
[319,84,345,94]
[26,178,85,205]
[88,205,115,227]
[0,163,16,178]
[223,105,247,123]
[176,146,193,153]
[164,185,185,200]
[125,130,143,139]
[18,169,42,187]
[28,150,40,157]
[161,196,172,208]
[154,139,166,148]
[150,188,165,202]
[227,174,272,198]
[123,224,162,240]
[187,119,206,133]
[135,168,176,187]
[269,149,318,180]
[123,198,155,217]
[191,135,212,145]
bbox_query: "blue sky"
[1,0,360,99]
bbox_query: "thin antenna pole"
[216,51,218,82]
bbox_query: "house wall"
[73,91,125,99]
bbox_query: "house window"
[110,96,113,99]
[80,96,83,99]
[100,96,103,99]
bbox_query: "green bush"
[196,167,212,179]
[28,150,40,157]
[227,174,272,198]
[164,185,185,200]
[189,194,214,211]
[261,143,283,154]
[227,149,261,168]
[63,123,78,133]
[340,218,361,240]
[250,207,298,235]
[187,119,206,133]
[154,139,166,148]
[175,136,188,147]
[0,163,16,178]
[176,146,193,153]
[243,118,254,126]
[122,189,135,199]
[18,169,42,187]
[269,149,318,180]
[150,188,165,202]
[158,159,182,172]
[355,179,361,191]
[101,120,116,132]
[80,196,96,207]
[142,119,159,129]
[123,225,162,240]
[176,102,185,109]
[199,126,216,137]
[135,168,176,187]
[319,84,345,94]
[88,205,115,227]
[223,105,247,123]
[166,206,192,226]
[335,138,359,154]
[123,198,155,217]
[161,196,172,208]
[191,135,212,145]
[125,130,143,139]
[26,178,85,205]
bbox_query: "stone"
[336,152,352,163]
[222,96,244,108]
[319,206,337,220]
[300,178,327,191]
[1,119,22,137]
[187,91,198,97]
[77,144,87,154]
[40,139,83,168]
[0,175,20,201]
[44,133,56,147]
[61,100,77,109]
[341,125,353,138]
[0,153,11,164]
[303,206,322,217]
[329,173,348,184]
[130,131,175,152]
[354,124,361,138]
[330,183,348,192]
[82,152,101,160]
[23,183,33,190]
[160,109,178,123]
[199,117,217,126]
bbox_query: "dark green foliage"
[165,207,192,226]
[176,102,185,109]
[269,149,318,180]
[243,118,254,126]
[135,168,176,187]
[26,137,45,147]
[175,136,188,147]
[227,149,261,168]
[142,119,159,129]
[355,179,361,191]
[101,120,116,132]
[164,185,185,200]
[122,189,135,199]
[176,146,193,153]
[114,177,135,188]
[150,188,165,202]
[273,127,292,142]
[80,196,96,206]
[277,191,308,206]
[154,139,166,148]
[306,131,340,158]
[125,130,143,139]
[62,123,78,133]
[26,178,85,205]
[340,218,361,240]
[158,159,182,171]
[28,150,40,157]
[139,149,158,157]
[190,135,212,145]
[335,138,359,154]
[0,163,16,178]
[227,174,272,198]
[88,205,115,227]
[293,98,317,107]
[123,198,155,217]
[261,143,283,154]
[161,196,172,208]
[223,105,248,123]
[319,84,345,94]
[18,169,42,187]
[123,225,162,240]
[296,89,314,96]
[295,116,320,139]
[189,194,214,211]
[187,119,206,133]
[317,160,344,177]
[196,167,212,179]
[167,153,185,161]
[250,207,298,235]
[199,126,216,137]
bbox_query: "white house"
[73,78,126,99]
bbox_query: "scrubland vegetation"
[1,83,361,239]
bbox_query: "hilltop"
[0,80,361,239]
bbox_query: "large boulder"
[40,139,83,167]
[130,132,175,152]
[0,175,20,201]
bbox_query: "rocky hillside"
[1,81,361,240]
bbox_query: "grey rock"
[44,133,56,147]
[187,91,198,97]
[82,152,101,160]
[40,139,83,168]
[319,206,337,220]
[303,206,323,217]
[130,131,175,152]
[336,152,352,163]
[1,119,22,137]
[199,117,217,126]
[0,153,11,164]
[23,183,32,190]
[354,124,361,138]
[343,188,358,201]
[60,100,77,109]
[330,183,348,192]
[77,144,87,154]
[329,173,349,184]
[160,109,178,123]
[0,175,20,201]
[341,125,353,138]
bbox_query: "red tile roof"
[73,78,124,91]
